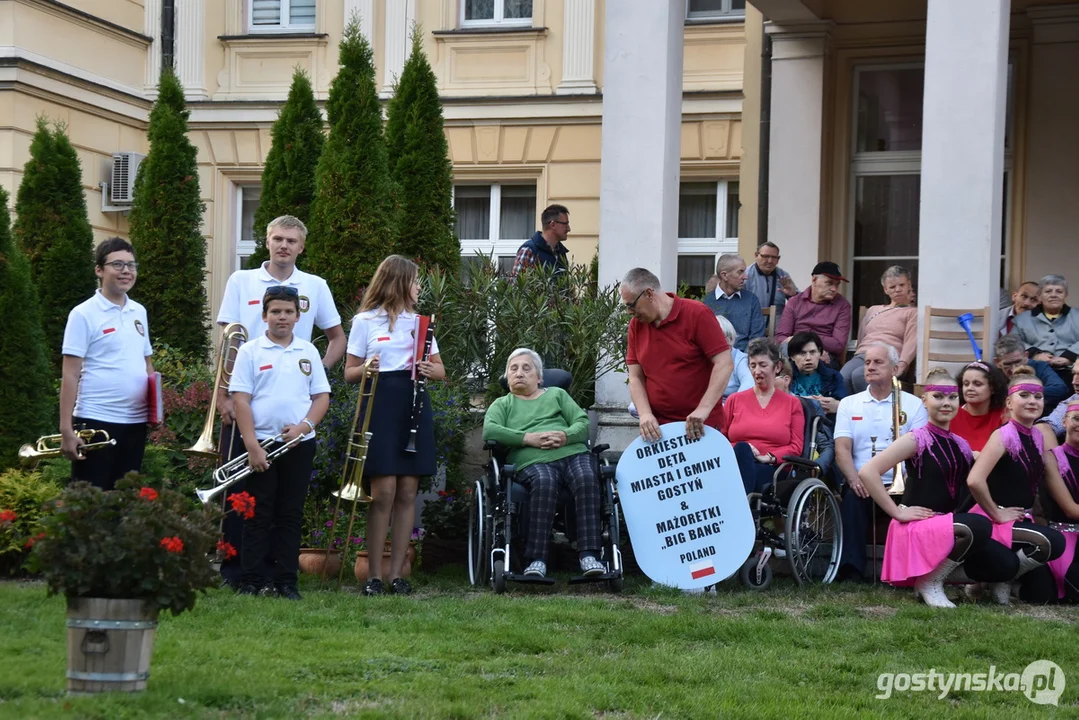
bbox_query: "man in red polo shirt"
[622,268,733,442]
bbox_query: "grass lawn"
[1,568,1077,719]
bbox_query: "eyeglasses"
[104,261,139,271]
[757,253,780,261]
[551,220,570,226]
[624,288,649,311]
[266,285,299,298]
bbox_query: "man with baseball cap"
[776,261,853,368]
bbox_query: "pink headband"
[1067,403,1079,415]
[966,362,991,372]
[1009,383,1043,395]
[925,385,959,393]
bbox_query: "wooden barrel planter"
[66,598,159,694]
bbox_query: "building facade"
[0,0,749,326]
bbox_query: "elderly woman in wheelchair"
[482,348,607,579]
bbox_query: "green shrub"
[306,20,397,305]
[0,468,62,574]
[128,66,209,358]
[0,185,53,466]
[12,119,96,370]
[249,68,325,269]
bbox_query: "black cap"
[811,261,849,282]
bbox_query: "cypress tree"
[306,20,396,304]
[128,66,209,358]
[12,119,96,368]
[385,29,459,276]
[0,187,54,466]
[248,68,325,269]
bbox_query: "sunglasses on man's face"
[266,285,299,298]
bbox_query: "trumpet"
[888,376,908,497]
[323,356,379,587]
[195,435,303,505]
[185,323,248,459]
[19,430,116,468]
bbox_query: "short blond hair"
[266,215,308,242]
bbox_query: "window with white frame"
[686,0,746,21]
[461,0,533,28]
[236,185,262,271]
[454,183,537,277]
[250,0,316,32]
[850,64,1011,311]
[677,180,739,296]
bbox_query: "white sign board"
[616,423,753,589]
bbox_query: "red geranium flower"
[159,536,184,553]
[138,487,159,501]
[0,509,16,523]
[227,491,256,519]
[24,532,46,549]
[216,540,237,560]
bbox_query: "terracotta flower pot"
[297,548,343,577]
[353,545,413,582]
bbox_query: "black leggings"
[953,513,1019,583]
[1012,521,1067,604]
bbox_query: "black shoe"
[220,576,240,591]
[237,582,274,597]
[390,578,412,595]
[276,584,302,601]
[363,578,384,596]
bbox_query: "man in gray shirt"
[744,241,798,321]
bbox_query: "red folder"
[147,372,164,425]
[411,315,431,381]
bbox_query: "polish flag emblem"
[259,364,273,371]
[689,559,716,580]
[248,299,261,305]
[102,327,116,335]
[377,336,391,342]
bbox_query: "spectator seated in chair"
[786,331,847,417]
[1038,364,1079,442]
[776,359,835,477]
[999,281,1040,337]
[715,314,754,400]
[840,265,917,394]
[702,253,766,352]
[775,261,852,370]
[993,334,1071,417]
[482,348,606,580]
[1011,274,1079,384]
[950,361,1010,454]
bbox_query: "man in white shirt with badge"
[833,342,928,581]
[229,285,330,599]
[60,238,155,490]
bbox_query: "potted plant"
[419,487,471,573]
[353,528,422,582]
[30,474,219,693]
[297,504,353,579]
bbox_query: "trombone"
[888,376,908,497]
[323,356,379,588]
[195,434,303,505]
[19,430,115,468]
[186,323,249,459]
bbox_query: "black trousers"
[70,416,147,491]
[241,438,316,587]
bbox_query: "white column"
[595,0,684,420]
[144,0,162,96]
[556,0,597,94]
[381,0,416,96]
[764,20,831,290]
[917,0,1009,357]
[175,0,206,99]
[345,0,375,45]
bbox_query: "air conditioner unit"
[100,151,145,212]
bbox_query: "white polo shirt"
[347,309,439,372]
[834,388,929,485]
[62,290,153,424]
[228,333,331,441]
[216,262,341,341]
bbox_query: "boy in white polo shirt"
[229,285,330,599]
[60,238,154,490]
[215,214,343,586]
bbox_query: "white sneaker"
[523,560,547,577]
[580,556,605,576]
[913,558,960,609]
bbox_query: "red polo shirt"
[627,293,730,427]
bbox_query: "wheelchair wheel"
[784,478,842,586]
[602,481,624,593]
[739,555,773,591]
[493,559,507,594]
[467,480,489,587]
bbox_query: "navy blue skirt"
[363,370,436,477]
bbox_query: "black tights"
[1012,521,1066,604]
[951,513,1018,583]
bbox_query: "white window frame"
[848,63,1009,291]
[685,0,745,21]
[453,182,537,272]
[460,0,533,29]
[677,179,739,283]
[234,184,261,272]
[248,0,316,33]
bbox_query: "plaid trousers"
[516,452,601,562]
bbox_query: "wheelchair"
[739,397,843,590]
[467,369,625,593]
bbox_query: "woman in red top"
[949,361,1009,454]
[722,338,804,494]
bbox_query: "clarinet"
[405,321,435,453]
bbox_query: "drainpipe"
[162,0,175,71]
[757,25,772,246]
